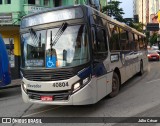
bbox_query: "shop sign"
[28,6,49,13]
[0,13,12,24]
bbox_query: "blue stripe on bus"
[77,66,92,79]
[0,34,11,87]
[93,63,107,77]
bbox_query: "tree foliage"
[129,22,144,32]
[150,33,157,45]
[102,1,125,22]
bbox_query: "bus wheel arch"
[109,68,121,98]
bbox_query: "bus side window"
[96,28,108,52]
[134,34,139,50]
[108,24,120,51]
[119,28,129,51]
[139,36,145,50]
[91,26,108,60]
[128,32,134,50]
[91,28,97,52]
[144,38,147,49]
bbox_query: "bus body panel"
[22,79,98,105]
[20,5,147,105]
[0,56,2,82]
[22,75,80,91]
[0,35,11,87]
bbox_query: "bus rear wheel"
[109,72,120,98]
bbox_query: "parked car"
[151,45,159,50]
[156,50,160,55]
[147,50,160,61]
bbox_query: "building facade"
[133,0,160,24]
[0,0,106,79]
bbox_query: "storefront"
[0,26,20,79]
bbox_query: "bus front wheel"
[109,72,120,98]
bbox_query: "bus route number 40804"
[53,82,69,88]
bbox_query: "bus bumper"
[21,81,97,105]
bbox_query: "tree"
[150,33,157,46]
[102,1,125,22]
[130,22,144,32]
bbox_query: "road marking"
[146,79,160,84]
[23,106,63,117]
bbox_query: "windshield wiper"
[50,22,68,58]
[29,28,42,57]
[29,28,38,46]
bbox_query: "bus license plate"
[41,96,53,101]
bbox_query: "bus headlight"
[72,76,91,93]
[73,82,81,92]
[83,77,90,85]
[22,81,27,93]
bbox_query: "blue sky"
[118,0,133,18]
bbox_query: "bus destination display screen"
[21,7,83,28]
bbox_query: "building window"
[44,0,49,6]
[74,0,79,4]
[54,0,62,7]
[28,0,35,4]
[5,0,11,4]
[0,0,2,4]
[35,0,40,5]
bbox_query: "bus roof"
[21,4,145,37]
[21,5,85,28]
[22,5,83,19]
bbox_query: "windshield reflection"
[21,25,90,68]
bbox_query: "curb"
[1,84,20,89]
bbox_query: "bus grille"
[27,90,71,101]
[23,69,74,81]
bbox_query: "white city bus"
[20,5,148,105]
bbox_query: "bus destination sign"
[21,7,83,28]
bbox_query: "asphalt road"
[0,61,160,126]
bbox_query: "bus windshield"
[21,24,90,68]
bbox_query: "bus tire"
[109,72,120,98]
[138,61,143,76]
